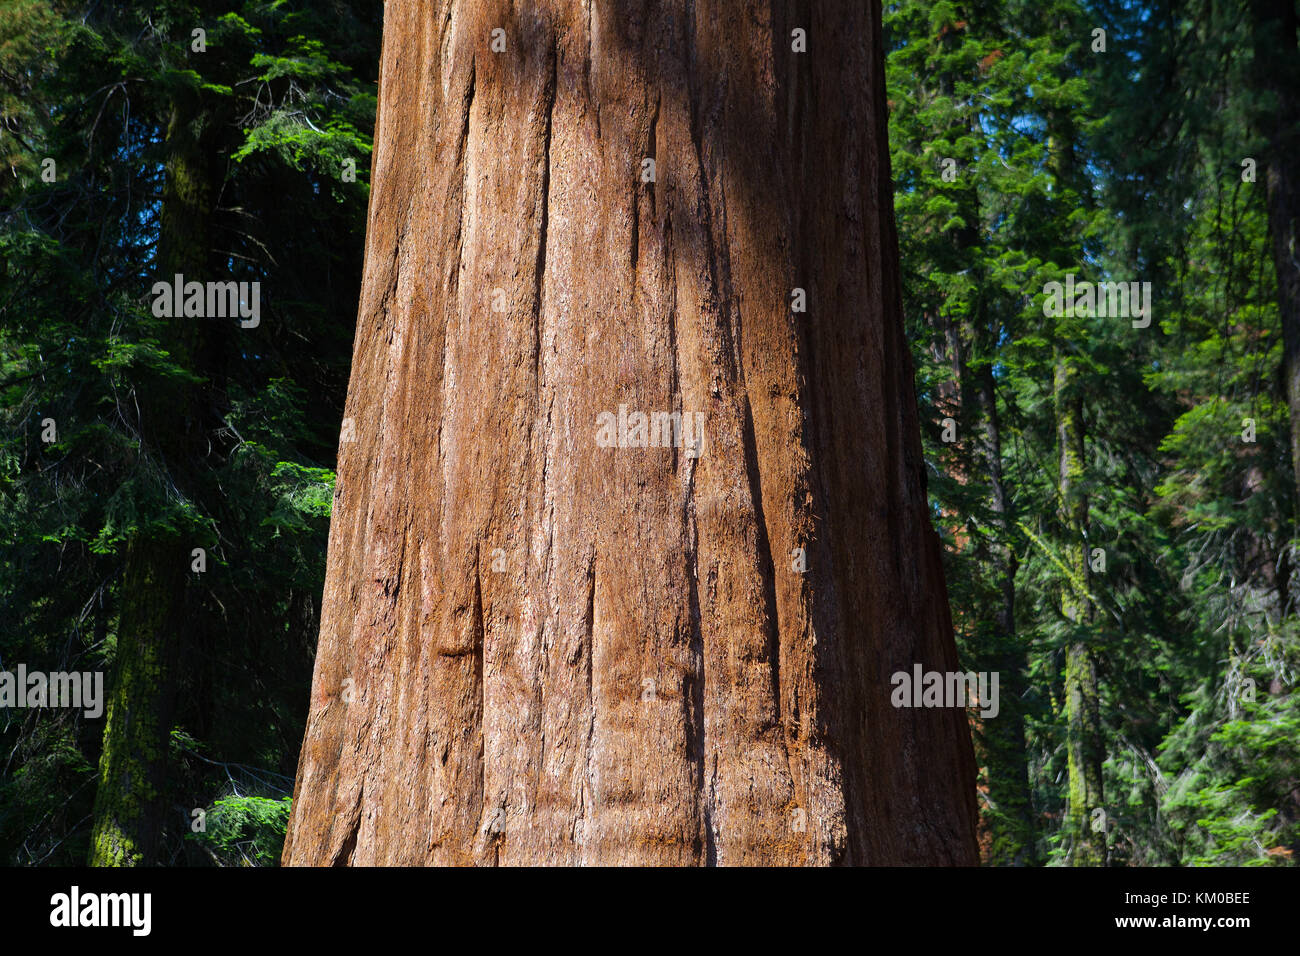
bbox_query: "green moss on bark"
[89,533,186,866]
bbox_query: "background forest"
[1,0,1296,867]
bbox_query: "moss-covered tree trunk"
[1043,39,1104,865]
[283,0,979,866]
[89,535,187,865]
[89,99,215,866]
[1056,359,1105,867]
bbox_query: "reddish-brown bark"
[283,0,979,866]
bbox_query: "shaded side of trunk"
[284,0,978,866]
[89,99,215,866]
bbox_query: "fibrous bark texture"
[283,0,979,866]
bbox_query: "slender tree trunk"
[931,30,1035,857]
[89,99,215,865]
[89,535,187,865]
[939,231,1035,866]
[951,82,1035,863]
[974,359,1036,865]
[283,0,979,866]
[1250,0,1300,500]
[1055,359,1105,867]
[1044,43,1104,865]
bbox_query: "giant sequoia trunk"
[283,0,979,865]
